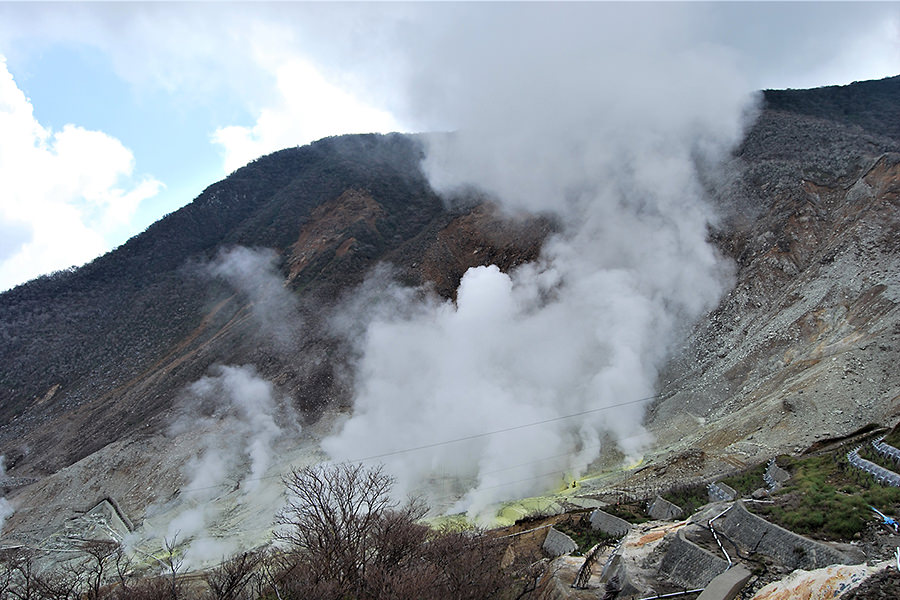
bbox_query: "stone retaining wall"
[648,495,684,521]
[658,528,730,588]
[589,509,631,537]
[715,502,856,570]
[543,527,577,557]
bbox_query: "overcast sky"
[0,2,897,291]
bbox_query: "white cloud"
[212,57,402,174]
[0,56,162,291]
[2,3,895,183]
[816,16,900,87]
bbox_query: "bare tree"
[161,534,184,600]
[203,551,259,600]
[275,463,515,600]
[112,576,174,600]
[249,550,288,600]
[423,528,509,600]
[32,564,83,600]
[109,546,136,598]
[276,463,422,597]
[0,549,15,598]
[5,547,40,600]
[79,539,120,600]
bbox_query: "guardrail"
[708,505,734,567]
[847,447,900,487]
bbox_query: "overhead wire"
[2,391,659,550]
[341,394,658,464]
[176,393,659,493]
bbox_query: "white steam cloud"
[135,247,305,567]
[324,5,754,517]
[164,364,298,566]
[207,246,301,352]
[0,456,13,534]
[0,498,11,535]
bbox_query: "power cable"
[177,393,658,493]
[342,394,658,464]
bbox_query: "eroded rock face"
[0,134,550,478]
[2,78,900,560]
[649,107,900,472]
[748,563,880,600]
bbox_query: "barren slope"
[1,77,900,553]
[648,79,900,478]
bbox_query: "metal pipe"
[637,587,704,600]
[708,504,734,567]
[496,523,553,540]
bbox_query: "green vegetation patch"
[662,482,709,516]
[721,462,767,496]
[555,515,620,556]
[602,502,650,524]
[883,427,900,448]
[658,463,766,516]
[751,453,900,540]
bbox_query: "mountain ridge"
[0,133,550,474]
[1,75,899,486]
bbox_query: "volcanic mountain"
[0,133,550,476]
[0,75,899,549]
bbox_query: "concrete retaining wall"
[715,502,856,570]
[696,565,752,600]
[543,527,577,557]
[600,552,625,584]
[658,528,730,589]
[649,495,684,521]
[708,482,737,502]
[872,438,900,464]
[589,509,631,537]
[0,477,39,488]
[764,459,790,491]
[85,499,131,538]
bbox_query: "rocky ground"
[840,567,900,600]
[2,79,900,598]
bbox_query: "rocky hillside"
[649,76,900,478]
[0,133,549,475]
[0,74,899,534]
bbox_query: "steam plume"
[207,246,301,352]
[0,456,12,534]
[323,4,754,517]
[163,364,298,566]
